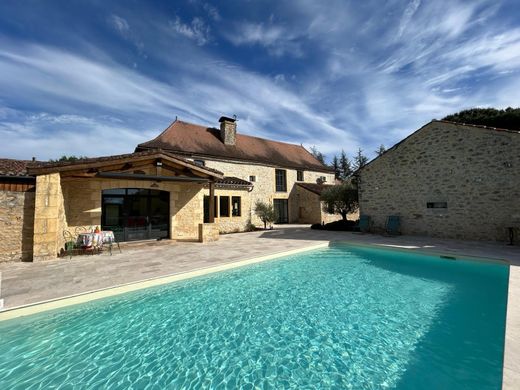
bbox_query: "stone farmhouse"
[0,116,338,262]
[358,120,520,241]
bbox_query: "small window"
[427,202,447,209]
[232,196,241,216]
[275,169,287,192]
[219,196,230,217]
[297,170,304,181]
[320,176,327,182]
[249,175,256,182]
[193,159,205,167]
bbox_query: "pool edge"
[0,242,329,322]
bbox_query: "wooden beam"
[208,181,215,223]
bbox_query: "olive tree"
[320,182,359,221]
[254,200,278,229]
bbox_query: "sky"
[1,0,520,162]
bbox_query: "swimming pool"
[0,244,509,389]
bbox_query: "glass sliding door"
[273,199,289,224]
[102,188,170,242]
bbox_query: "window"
[320,176,327,182]
[275,169,287,192]
[219,196,230,217]
[232,196,241,216]
[193,159,205,167]
[203,196,218,222]
[249,175,256,182]
[297,170,304,181]
[427,202,447,209]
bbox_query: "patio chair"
[63,230,79,259]
[385,215,401,236]
[354,215,371,233]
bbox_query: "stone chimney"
[219,116,237,146]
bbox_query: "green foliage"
[254,200,278,229]
[353,148,369,170]
[49,155,88,162]
[339,149,352,180]
[331,156,340,179]
[320,182,359,221]
[309,146,326,164]
[375,144,386,156]
[442,107,520,130]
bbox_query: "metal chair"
[63,230,79,259]
[385,215,401,236]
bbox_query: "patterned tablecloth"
[77,231,115,248]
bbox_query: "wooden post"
[209,181,215,223]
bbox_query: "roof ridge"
[168,118,318,150]
[433,119,520,134]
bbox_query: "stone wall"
[200,158,335,225]
[358,121,520,241]
[288,185,348,225]
[204,187,252,233]
[199,223,219,242]
[0,190,35,262]
[61,177,205,243]
[33,173,68,262]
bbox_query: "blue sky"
[1,0,519,162]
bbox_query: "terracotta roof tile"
[136,120,333,172]
[28,149,223,176]
[216,177,252,187]
[0,159,33,177]
[27,149,223,176]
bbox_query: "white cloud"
[224,22,303,57]
[170,16,210,46]
[109,15,130,35]
[397,0,421,38]
[203,3,221,21]
[0,39,357,160]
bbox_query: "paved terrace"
[0,225,519,388]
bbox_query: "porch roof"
[26,149,224,180]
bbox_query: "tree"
[331,156,340,179]
[49,155,87,162]
[320,182,359,221]
[375,144,386,156]
[254,200,278,229]
[353,148,369,170]
[442,107,520,130]
[339,149,352,180]
[309,146,325,164]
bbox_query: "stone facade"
[61,177,205,243]
[204,187,252,233]
[0,190,35,262]
[198,223,219,242]
[199,158,335,226]
[32,173,68,262]
[358,121,520,241]
[289,185,343,225]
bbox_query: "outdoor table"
[77,232,103,248]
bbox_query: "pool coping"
[0,240,517,389]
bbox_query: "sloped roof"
[217,177,252,186]
[136,120,333,172]
[296,182,335,195]
[26,149,223,178]
[0,158,33,177]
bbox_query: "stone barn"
[357,120,520,241]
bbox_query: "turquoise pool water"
[0,245,509,389]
